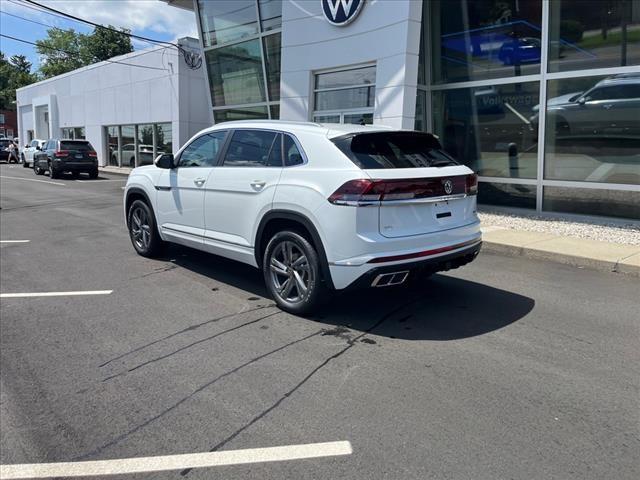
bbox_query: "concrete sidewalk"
[481,225,640,277]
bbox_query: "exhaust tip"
[371,271,409,287]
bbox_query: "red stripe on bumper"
[367,238,481,264]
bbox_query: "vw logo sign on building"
[321,0,365,26]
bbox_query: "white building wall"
[16,39,212,166]
[280,0,422,129]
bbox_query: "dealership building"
[17,0,640,220]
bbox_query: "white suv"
[124,121,481,314]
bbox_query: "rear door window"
[223,130,279,167]
[332,132,459,169]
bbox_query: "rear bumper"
[338,241,481,291]
[328,223,482,290]
[53,160,97,172]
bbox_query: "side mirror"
[155,153,174,169]
[36,146,41,150]
[578,97,587,106]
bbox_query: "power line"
[0,33,169,71]
[8,0,201,69]
[1,5,159,50]
[1,9,86,32]
[22,0,178,47]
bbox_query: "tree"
[81,26,134,64]
[0,53,38,110]
[36,25,133,79]
[36,28,83,78]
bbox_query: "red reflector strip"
[367,238,481,264]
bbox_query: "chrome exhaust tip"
[371,271,409,287]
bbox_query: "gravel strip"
[478,211,640,246]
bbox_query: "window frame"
[312,64,377,124]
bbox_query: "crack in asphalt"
[102,310,282,382]
[179,300,419,476]
[128,264,178,280]
[75,329,323,461]
[98,305,275,368]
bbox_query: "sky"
[0,0,198,70]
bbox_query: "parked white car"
[21,139,46,168]
[124,121,482,314]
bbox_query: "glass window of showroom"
[416,0,640,219]
[198,0,282,122]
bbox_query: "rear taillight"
[54,150,69,158]
[88,151,97,158]
[466,173,478,195]
[329,174,477,206]
[328,179,380,205]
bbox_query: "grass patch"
[578,29,640,50]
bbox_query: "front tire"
[263,231,326,315]
[22,155,29,168]
[34,163,44,175]
[127,199,164,257]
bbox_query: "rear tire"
[22,155,29,168]
[34,163,44,175]
[88,168,98,179]
[263,230,326,315]
[48,162,59,179]
[127,199,164,257]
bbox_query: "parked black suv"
[34,139,99,179]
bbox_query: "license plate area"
[379,197,470,238]
[433,201,453,220]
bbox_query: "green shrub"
[560,20,584,43]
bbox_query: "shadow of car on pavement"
[160,244,534,342]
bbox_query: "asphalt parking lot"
[1,163,638,479]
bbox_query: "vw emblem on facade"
[321,0,365,26]
[443,179,453,195]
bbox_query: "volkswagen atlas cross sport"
[124,121,481,314]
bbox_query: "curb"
[482,240,640,278]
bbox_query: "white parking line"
[0,240,30,244]
[0,176,66,186]
[0,441,353,479]
[0,290,113,298]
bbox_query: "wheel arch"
[124,187,156,228]
[255,210,334,290]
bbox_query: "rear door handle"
[193,177,206,187]
[603,104,614,109]
[250,180,266,189]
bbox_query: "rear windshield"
[61,141,93,151]
[332,132,459,169]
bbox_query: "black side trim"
[255,210,334,290]
[155,186,171,191]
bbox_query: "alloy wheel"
[269,240,312,304]
[130,206,151,250]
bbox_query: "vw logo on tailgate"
[443,179,453,195]
[321,0,365,26]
